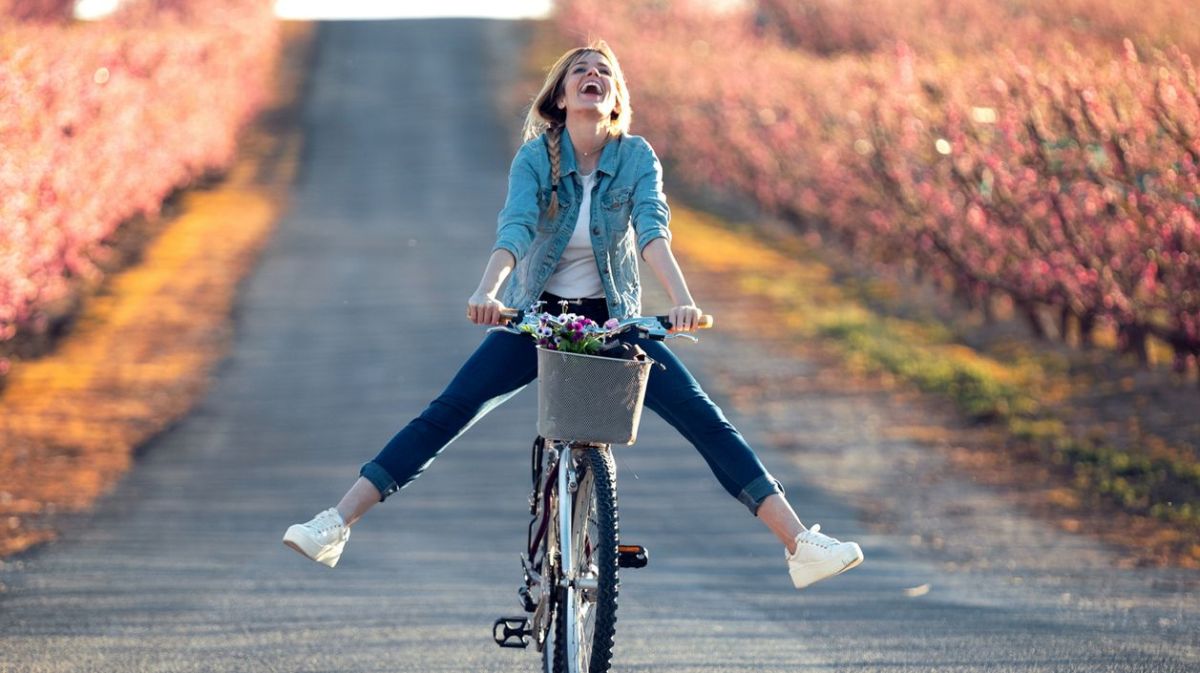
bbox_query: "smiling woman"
[273,0,551,20]
[284,38,865,601]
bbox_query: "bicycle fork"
[558,447,580,664]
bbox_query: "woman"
[283,40,863,590]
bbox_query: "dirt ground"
[665,204,1199,568]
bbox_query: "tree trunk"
[1117,322,1150,366]
[954,279,976,313]
[1018,300,1047,339]
[982,290,997,325]
[1078,311,1097,349]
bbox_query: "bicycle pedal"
[618,544,649,569]
[492,616,532,649]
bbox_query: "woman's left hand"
[667,304,703,333]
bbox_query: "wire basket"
[536,346,654,445]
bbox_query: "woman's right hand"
[467,290,506,325]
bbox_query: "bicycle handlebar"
[493,307,714,341]
[498,308,712,329]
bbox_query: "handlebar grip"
[498,307,522,322]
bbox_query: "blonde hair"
[521,39,632,219]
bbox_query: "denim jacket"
[493,129,671,320]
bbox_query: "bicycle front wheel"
[547,446,619,673]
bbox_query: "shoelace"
[797,523,839,550]
[311,510,344,536]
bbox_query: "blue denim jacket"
[493,130,671,320]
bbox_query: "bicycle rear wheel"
[545,446,619,673]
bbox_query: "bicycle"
[489,305,712,673]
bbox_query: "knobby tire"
[549,447,619,673]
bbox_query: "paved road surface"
[1,20,1197,673]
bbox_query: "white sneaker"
[786,524,863,589]
[283,508,350,568]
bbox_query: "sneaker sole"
[790,544,864,589]
[833,548,864,577]
[283,526,342,568]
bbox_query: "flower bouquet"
[518,312,622,355]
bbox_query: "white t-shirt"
[543,171,605,299]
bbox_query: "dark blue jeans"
[361,315,784,514]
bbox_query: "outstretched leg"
[636,336,783,512]
[358,329,537,502]
[756,493,806,553]
[336,477,382,527]
[635,336,863,587]
[284,330,537,566]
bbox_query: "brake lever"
[636,324,666,341]
[640,324,699,342]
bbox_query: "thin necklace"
[578,136,609,158]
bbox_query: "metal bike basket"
[536,346,654,445]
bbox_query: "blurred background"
[1,0,1197,565]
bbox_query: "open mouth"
[580,81,604,96]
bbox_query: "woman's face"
[558,51,618,120]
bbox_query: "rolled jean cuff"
[360,461,400,502]
[738,474,785,515]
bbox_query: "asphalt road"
[1,20,1197,673]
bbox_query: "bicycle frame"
[491,306,711,672]
[495,438,602,668]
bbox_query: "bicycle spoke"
[545,447,618,673]
[573,462,596,671]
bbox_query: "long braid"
[546,123,564,220]
[522,41,629,220]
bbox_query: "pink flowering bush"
[0,0,279,360]
[0,0,74,23]
[556,0,1200,375]
[754,0,1200,60]
[853,43,1200,368]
